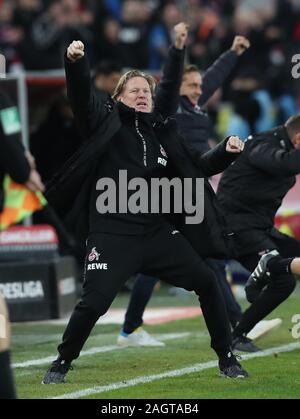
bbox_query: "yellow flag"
[0,176,47,231]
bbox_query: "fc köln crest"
[160,145,167,158]
[88,247,100,262]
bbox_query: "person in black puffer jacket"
[218,115,300,350]
[118,36,252,347]
[42,24,249,384]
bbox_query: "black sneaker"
[42,358,73,384]
[232,336,261,353]
[219,352,249,379]
[245,250,279,303]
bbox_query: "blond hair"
[112,70,156,100]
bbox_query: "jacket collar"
[116,101,155,124]
[178,96,204,115]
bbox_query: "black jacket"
[46,47,239,258]
[0,90,31,212]
[176,50,238,153]
[217,126,300,232]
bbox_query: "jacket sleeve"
[0,92,30,184]
[64,53,110,140]
[154,46,185,118]
[247,140,300,176]
[184,137,239,176]
[199,50,238,107]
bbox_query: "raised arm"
[184,136,244,177]
[154,23,188,118]
[65,41,110,140]
[199,36,250,107]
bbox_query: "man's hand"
[24,150,36,169]
[226,136,245,154]
[174,22,189,50]
[67,40,85,63]
[231,36,250,56]
[25,169,45,193]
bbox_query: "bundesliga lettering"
[0,281,44,300]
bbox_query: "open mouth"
[136,102,148,108]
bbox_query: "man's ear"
[294,132,300,148]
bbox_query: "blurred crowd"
[1,0,300,148]
[0,1,298,71]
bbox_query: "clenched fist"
[174,22,189,50]
[231,36,250,56]
[67,40,85,63]
[226,136,245,154]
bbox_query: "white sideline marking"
[12,332,192,369]
[50,342,300,399]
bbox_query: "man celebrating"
[177,35,250,153]
[42,23,248,384]
[118,35,252,347]
[217,114,300,349]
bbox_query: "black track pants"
[58,224,232,360]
